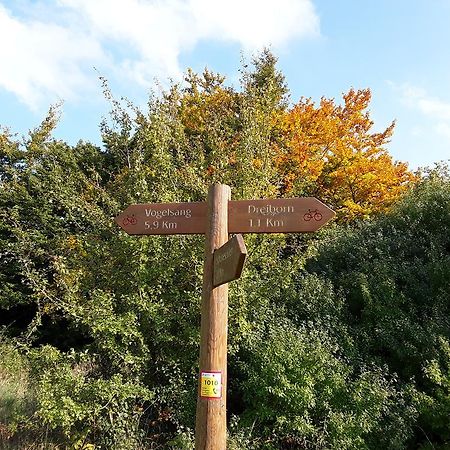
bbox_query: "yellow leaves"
[340,199,371,223]
[228,153,237,166]
[179,83,235,136]
[252,158,263,169]
[42,302,57,315]
[0,131,11,150]
[80,182,98,202]
[66,235,78,250]
[276,88,416,221]
[62,235,87,258]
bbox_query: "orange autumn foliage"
[170,63,416,221]
[275,88,417,221]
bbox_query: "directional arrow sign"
[115,201,207,235]
[228,197,335,233]
[115,197,335,235]
[213,234,247,288]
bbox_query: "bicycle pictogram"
[122,215,137,226]
[303,209,322,221]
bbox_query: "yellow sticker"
[200,371,222,399]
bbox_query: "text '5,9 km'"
[115,197,335,235]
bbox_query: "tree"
[306,169,450,447]
[0,54,289,446]
[275,88,417,221]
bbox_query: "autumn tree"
[174,54,416,222]
[173,50,289,200]
[275,88,417,221]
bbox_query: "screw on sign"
[114,186,335,450]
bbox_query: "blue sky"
[1,0,449,170]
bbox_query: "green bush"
[304,173,450,448]
[27,345,154,448]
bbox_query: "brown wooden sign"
[213,234,247,288]
[229,197,335,233]
[115,201,207,235]
[116,197,335,235]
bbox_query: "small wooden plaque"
[213,234,247,288]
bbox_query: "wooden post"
[195,183,230,450]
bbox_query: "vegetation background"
[1,51,449,449]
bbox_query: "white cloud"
[0,4,105,110]
[0,0,319,109]
[435,122,450,139]
[58,0,319,83]
[418,97,450,121]
[190,0,319,49]
[394,82,450,142]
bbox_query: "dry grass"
[0,340,42,449]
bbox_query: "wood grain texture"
[195,184,230,450]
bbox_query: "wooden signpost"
[115,185,335,450]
